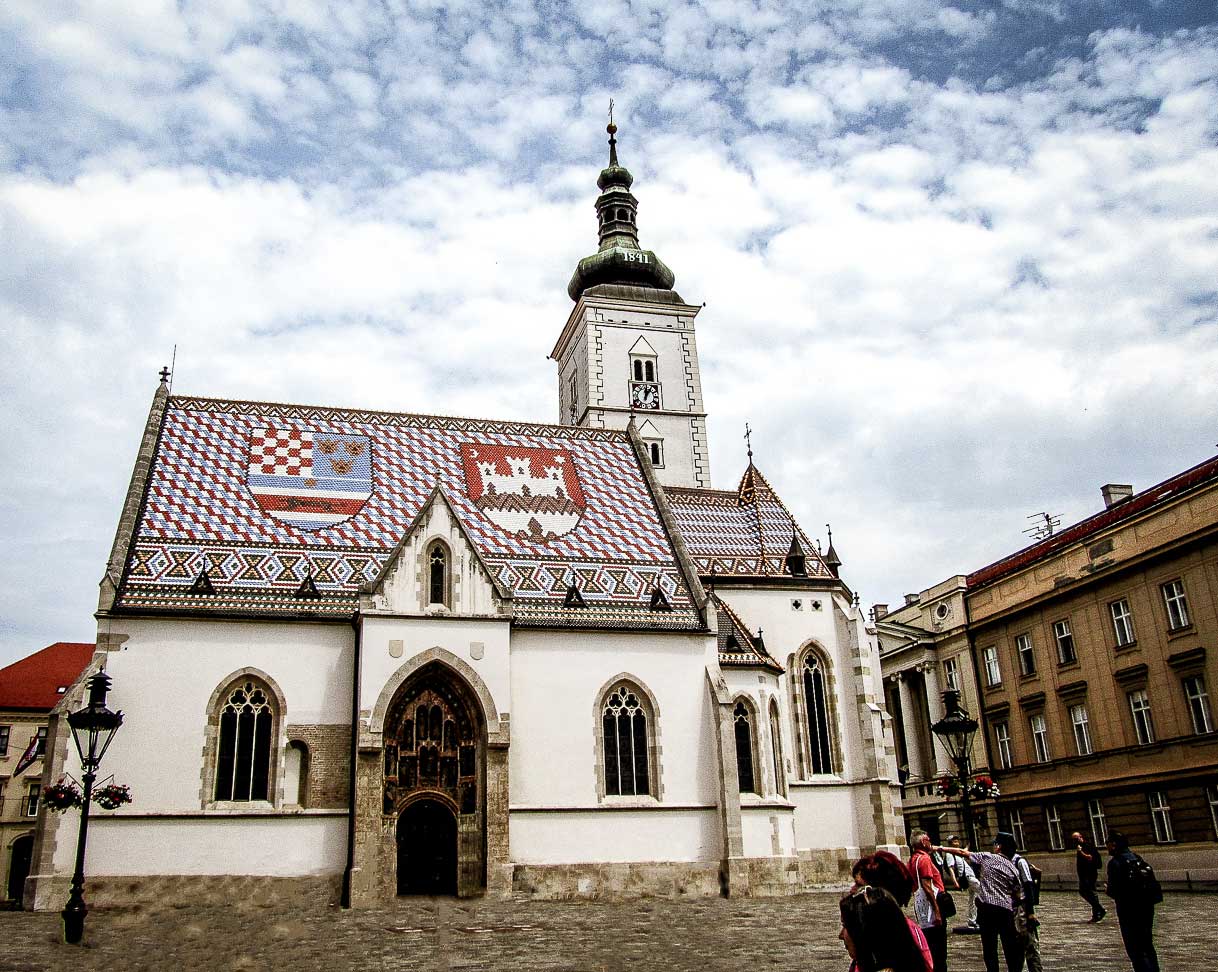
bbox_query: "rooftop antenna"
[168,343,177,394]
[1023,511,1060,541]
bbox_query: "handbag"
[937,889,957,919]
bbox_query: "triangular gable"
[637,419,661,439]
[628,336,658,357]
[365,485,510,615]
[711,594,783,673]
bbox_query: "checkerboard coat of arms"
[247,427,373,530]
[461,443,586,541]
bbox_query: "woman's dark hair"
[1108,830,1130,851]
[852,851,916,907]
[840,885,926,972]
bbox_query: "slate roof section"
[665,463,833,579]
[967,453,1218,591]
[114,395,703,631]
[0,642,95,711]
[712,596,783,673]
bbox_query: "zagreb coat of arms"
[247,427,373,530]
[460,443,586,541]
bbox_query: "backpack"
[1013,854,1043,907]
[1124,854,1164,905]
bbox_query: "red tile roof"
[0,642,94,711]
[967,453,1218,591]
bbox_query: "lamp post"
[62,671,123,945]
[930,689,980,851]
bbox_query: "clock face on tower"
[631,382,660,409]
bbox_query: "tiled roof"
[712,595,784,673]
[665,464,833,579]
[115,396,703,631]
[0,642,94,711]
[967,453,1218,591]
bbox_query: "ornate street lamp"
[62,671,123,945]
[931,689,980,851]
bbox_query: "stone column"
[922,663,945,777]
[896,672,926,780]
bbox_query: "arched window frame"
[284,739,310,808]
[768,697,788,798]
[201,668,287,808]
[732,696,762,797]
[789,644,842,778]
[425,539,452,609]
[593,675,662,802]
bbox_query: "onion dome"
[567,119,677,301]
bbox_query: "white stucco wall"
[789,781,860,851]
[510,808,719,864]
[56,814,347,876]
[77,618,353,814]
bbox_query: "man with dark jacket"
[1073,831,1105,922]
[1105,831,1161,972]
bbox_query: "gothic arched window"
[802,652,835,775]
[649,441,663,466]
[428,541,450,607]
[769,699,787,797]
[734,701,757,795]
[601,682,654,797]
[633,359,644,381]
[214,678,276,802]
[644,360,655,382]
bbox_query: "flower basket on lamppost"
[61,671,124,945]
[931,689,981,851]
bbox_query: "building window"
[943,657,960,692]
[214,679,276,802]
[1128,689,1155,746]
[647,440,664,467]
[0,725,9,757]
[994,721,1013,769]
[1053,619,1076,665]
[1088,799,1108,846]
[734,701,757,795]
[24,783,40,817]
[1030,713,1050,763]
[1015,634,1036,677]
[802,652,835,775]
[1207,785,1218,839]
[568,372,578,423]
[1070,704,1093,756]
[769,699,786,798]
[602,683,653,797]
[1184,676,1214,735]
[1006,808,1027,851]
[1110,598,1136,647]
[1161,579,1190,630]
[1046,804,1064,850]
[982,645,1002,687]
[427,541,450,607]
[1149,791,1174,843]
[34,726,47,757]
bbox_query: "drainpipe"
[341,612,362,908]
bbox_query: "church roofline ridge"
[165,391,635,440]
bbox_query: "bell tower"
[550,115,711,489]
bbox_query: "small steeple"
[824,523,842,577]
[785,528,807,577]
[567,107,677,301]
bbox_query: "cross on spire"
[744,422,754,462]
[159,366,171,385]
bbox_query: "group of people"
[837,829,1161,972]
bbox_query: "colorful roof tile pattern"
[115,396,702,630]
[666,464,833,579]
[712,596,783,673]
[0,642,94,711]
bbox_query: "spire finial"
[826,523,833,547]
[744,422,754,462]
[159,366,170,386]
[607,98,618,166]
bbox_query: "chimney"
[904,593,920,607]
[1101,484,1133,509]
[873,603,889,620]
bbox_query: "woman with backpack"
[1105,831,1162,972]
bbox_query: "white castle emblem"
[461,444,586,542]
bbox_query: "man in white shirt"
[945,834,979,931]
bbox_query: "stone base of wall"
[733,849,854,896]
[28,874,342,912]
[511,862,723,900]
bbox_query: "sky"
[1,1,1216,666]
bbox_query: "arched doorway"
[397,798,458,895]
[7,834,34,904]
[382,661,485,897]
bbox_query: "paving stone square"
[1,890,1214,971]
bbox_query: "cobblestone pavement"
[1,890,1214,971]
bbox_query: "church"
[26,123,902,908]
